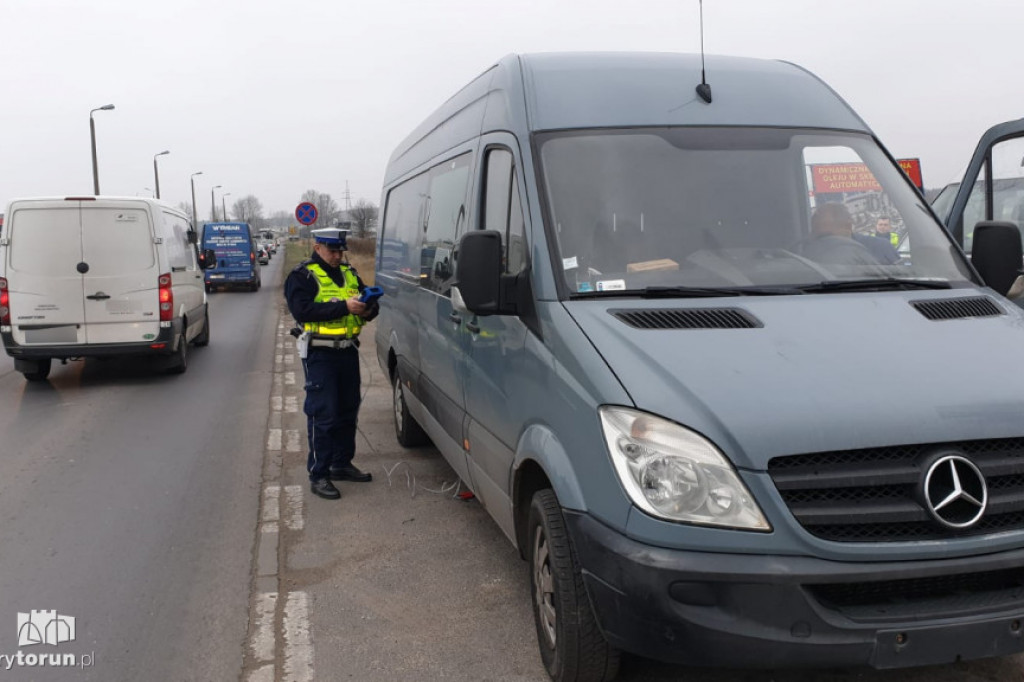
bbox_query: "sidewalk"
[243,296,545,681]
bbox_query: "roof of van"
[519,52,868,131]
[385,52,872,183]
[4,195,187,213]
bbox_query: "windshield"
[537,127,974,295]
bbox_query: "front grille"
[768,438,1024,542]
[807,567,1024,620]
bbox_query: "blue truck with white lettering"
[201,222,261,292]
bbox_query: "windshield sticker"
[596,279,626,292]
[577,282,594,292]
[562,256,578,270]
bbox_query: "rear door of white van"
[5,200,87,346]
[80,201,161,344]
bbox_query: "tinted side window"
[483,148,527,274]
[381,172,428,277]
[423,154,472,293]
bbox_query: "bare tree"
[349,199,379,237]
[232,195,264,227]
[299,190,339,228]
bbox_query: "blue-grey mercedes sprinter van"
[374,52,1024,680]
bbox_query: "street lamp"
[211,185,222,222]
[153,150,169,199]
[222,192,231,222]
[190,172,203,228]
[89,104,115,195]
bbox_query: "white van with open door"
[0,196,215,380]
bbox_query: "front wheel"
[393,372,429,447]
[528,489,620,682]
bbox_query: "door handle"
[466,322,480,334]
[86,292,111,300]
[448,312,462,325]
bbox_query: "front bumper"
[566,511,1024,669]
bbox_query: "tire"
[528,489,620,682]
[165,332,188,374]
[21,358,52,382]
[393,372,429,447]
[194,309,211,347]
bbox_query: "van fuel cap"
[76,262,89,273]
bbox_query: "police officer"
[285,227,379,500]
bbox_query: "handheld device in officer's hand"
[359,286,384,305]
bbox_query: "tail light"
[0,277,10,325]
[250,251,255,262]
[158,273,173,322]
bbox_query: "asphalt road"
[0,256,283,681]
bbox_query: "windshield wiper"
[796,277,952,293]
[572,285,805,299]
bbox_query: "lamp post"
[222,192,231,222]
[153,150,169,199]
[211,185,222,222]
[89,104,115,195]
[190,171,203,228]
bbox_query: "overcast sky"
[2,0,1021,219]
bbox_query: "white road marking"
[283,591,314,682]
[285,430,302,452]
[284,485,305,531]
[284,396,299,413]
[284,371,296,386]
[262,486,280,523]
[251,592,277,663]
[284,354,295,364]
[267,429,282,451]
[247,664,274,682]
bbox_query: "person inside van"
[802,202,881,267]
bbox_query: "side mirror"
[971,221,1022,296]
[186,229,198,245]
[199,249,218,270]
[453,231,503,315]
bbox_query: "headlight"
[599,406,771,531]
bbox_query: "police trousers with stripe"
[302,346,361,481]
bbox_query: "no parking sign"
[295,202,318,226]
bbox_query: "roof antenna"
[695,0,712,103]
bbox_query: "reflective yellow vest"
[302,263,365,339]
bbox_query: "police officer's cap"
[311,227,348,250]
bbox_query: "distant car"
[259,241,274,257]
[257,247,270,265]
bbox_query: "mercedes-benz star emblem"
[922,454,988,529]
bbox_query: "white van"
[0,196,215,380]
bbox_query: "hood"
[565,291,1024,469]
